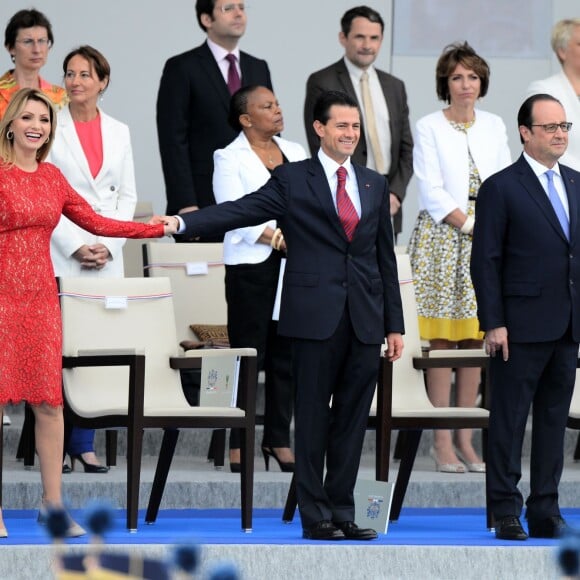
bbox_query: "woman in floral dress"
[0,88,175,538]
[408,42,511,473]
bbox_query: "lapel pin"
[365,183,370,189]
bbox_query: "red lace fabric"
[0,162,163,406]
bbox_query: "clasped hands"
[149,215,181,236]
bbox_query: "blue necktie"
[545,170,569,240]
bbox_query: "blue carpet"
[1,507,578,547]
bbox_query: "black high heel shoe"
[69,454,109,474]
[262,446,295,472]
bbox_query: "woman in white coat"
[408,43,511,474]
[48,45,137,473]
[213,85,307,472]
[527,19,580,171]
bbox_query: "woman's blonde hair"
[551,19,580,64]
[0,88,57,165]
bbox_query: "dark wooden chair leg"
[392,432,407,461]
[126,424,144,531]
[17,404,36,468]
[207,428,226,468]
[282,473,298,523]
[105,430,118,467]
[574,433,580,460]
[390,429,422,521]
[145,429,180,524]
[241,425,255,531]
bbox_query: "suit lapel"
[197,43,231,111]
[517,156,568,242]
[59,107,95,187]
[335,60,358,101]
[306,158,347,240]
[562,165,579,242]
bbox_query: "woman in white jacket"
[213,85,307,472]
[408,43,511,474]
[48,46,137,474]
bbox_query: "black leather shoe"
[494,516,528,540]
[302,520,345,540]
[528,515,569,538]
[334,521,378,540]
[62,463,72,474]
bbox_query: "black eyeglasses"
[530,122,573,133]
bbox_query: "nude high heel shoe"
[454,447,486,473]
[429,447,466,473]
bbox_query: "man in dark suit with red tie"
[471,94,580,541]
[164,91,405,540]
[156,0,272,221]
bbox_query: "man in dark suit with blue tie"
[471,93,580,541]
[156,1,272,219]
[165,91,405,540]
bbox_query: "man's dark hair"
[517,93,562,144]
[313,90,359,125]
[195,0,216,32]
[340,5,384,36]
[4,9,54,50]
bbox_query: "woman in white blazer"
[527,19,580,171]
[213,86,307,472]
[48,46,137,474]
[408,43,511,475]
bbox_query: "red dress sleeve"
[58,169,164,239]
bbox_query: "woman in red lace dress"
[0,88,176,538]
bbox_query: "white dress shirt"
[523,151,569,218]
[317,149,361,217]
[207,37,241,84]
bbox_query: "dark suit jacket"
[180,157,404,342]
[304,59,413,234]
[471,154,580,343]
[156,42,272,214]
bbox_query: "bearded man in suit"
[304,5,413,239]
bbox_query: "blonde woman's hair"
[551,19,580,64]
[0,88,57,166]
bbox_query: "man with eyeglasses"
[156,0,272,241]
[471,94,580,541]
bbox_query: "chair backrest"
[570,370,580,419]
[60,276,189,416]
[142,242,227,343]
[123,201,154,277]
[391,254,436,411]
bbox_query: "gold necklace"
[250,142,276,166]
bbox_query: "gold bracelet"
[270,228,282,249]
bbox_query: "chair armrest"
[169,356,202,370]
[63,350,145,369]
[412,348,488,370]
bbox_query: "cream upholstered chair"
[122,201,155,278]
[373,254,489,523]
[142,242,227,345]
[142,242,230,468]
[282,254,490,526]
[568,369,580,458]
[59,276,257,531]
